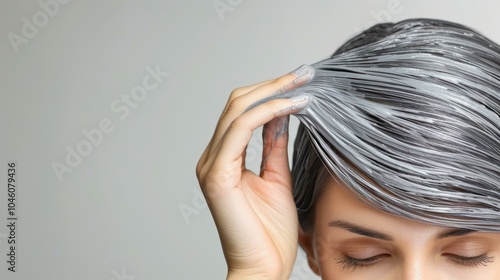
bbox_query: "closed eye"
[444,253,494,268]
[336,254,389,271]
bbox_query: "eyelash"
[337,254,495,270]
[336,254,387,271]
[445,253,494,268]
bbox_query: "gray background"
[1,1,499,279]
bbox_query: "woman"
[196,19,500,279]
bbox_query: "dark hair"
[291,18,500,232]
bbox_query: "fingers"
[197,65,314,187]
[198,66,313,174]
[197,77,291,174]
[198,96,308,197]
[194,67,312,278]
[208,74,297,155]
[220,79,274,116]
[208,96,310,182]
[260,115,292,188]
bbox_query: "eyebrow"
[328,220,393,241]
[436,228,477,239]
[328,220,478,241]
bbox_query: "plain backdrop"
[1,1,500,279]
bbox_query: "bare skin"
[196,70,500,279]
[196,69,312,280]
[299,179,500,279]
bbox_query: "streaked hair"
[261,19,500,232]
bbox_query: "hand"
[196,65,313,280]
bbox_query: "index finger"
[208,65,314,156]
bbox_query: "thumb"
[260,115,292,187]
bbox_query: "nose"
[400,257,432,280]
[401,265,425,280]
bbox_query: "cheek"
[445,269,500,280]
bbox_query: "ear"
[298,227,320,276]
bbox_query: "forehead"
[314,177,443,237]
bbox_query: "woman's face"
[298,178,500,279]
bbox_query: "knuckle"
[225,96,245,115]
[195,160,203,179]
[229,115,246,130]
[203,171,231,198]
[195,151,209,179]
[229,87,245,101]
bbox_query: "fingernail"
[290,95,310,104]
[276,95,310,115]
[291,95,310,112]
[289,64,313,77]
[275,116,289,138]
[288,65,315,88]
[272,65,315,96]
